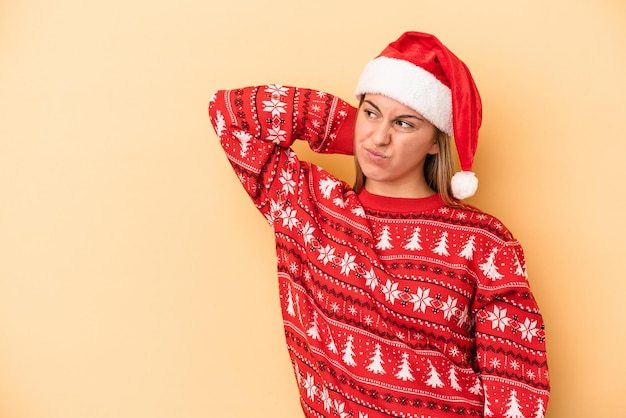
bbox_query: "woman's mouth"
[366,148,387,161]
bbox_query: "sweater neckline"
[357,188,445,214]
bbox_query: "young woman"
[209,31,549,418]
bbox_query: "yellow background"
[1,1,625,417]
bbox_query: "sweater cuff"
[329,106,357,156]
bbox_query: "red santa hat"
[354,31,482,200]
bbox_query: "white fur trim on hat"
[451,171,478,199]
[354,56,453,136]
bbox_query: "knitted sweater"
[209,85,549,418]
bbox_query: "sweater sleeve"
[208,85,357,216]
[472,240,550,417]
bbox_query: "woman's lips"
[365,148,387,161]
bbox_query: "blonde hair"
[353,129,459,207]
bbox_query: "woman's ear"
[428,139,440,155]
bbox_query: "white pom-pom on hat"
[451,171,478,200]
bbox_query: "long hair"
[353,129,459,206]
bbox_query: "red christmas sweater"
[209,85,549,418]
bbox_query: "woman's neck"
[358,188,444,214]
[364,180,436,199]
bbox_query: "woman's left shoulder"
[437,203,517,242]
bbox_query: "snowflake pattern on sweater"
[209,85,549,417]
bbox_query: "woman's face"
[354,94,439,197]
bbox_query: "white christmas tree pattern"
[468,378,482,395]
[458,235,476,260]
[232,130,253,157]
[448,366,462,391]
[295,294,303,326]
[424,359,444,388]
[484,390,494,417]
[306,311,321,341]
[365,343,386,375]
[503,389,525,418]
[532,397,546,418]
[376,225,393,250]
[333,196,348,208]
[213,109,226,137]
[431,231,450,256]
[514,252,527,277]
[479,247,504,280]
[319,177,340,199]
[394,352,415,381]
[286,286,296,317]
[403,227,422,251]
[342,335,357,366]
[326,326,338,354]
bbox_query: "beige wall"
[1,0,625,417]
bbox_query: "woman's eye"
[364,109,376,118]
[396,120,413,129]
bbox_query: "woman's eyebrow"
[363,99,424,120]
[363,100,381,112]
[397,114,423,121]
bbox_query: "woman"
[209,31,549,418]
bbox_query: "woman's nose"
[371,123,391,146]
